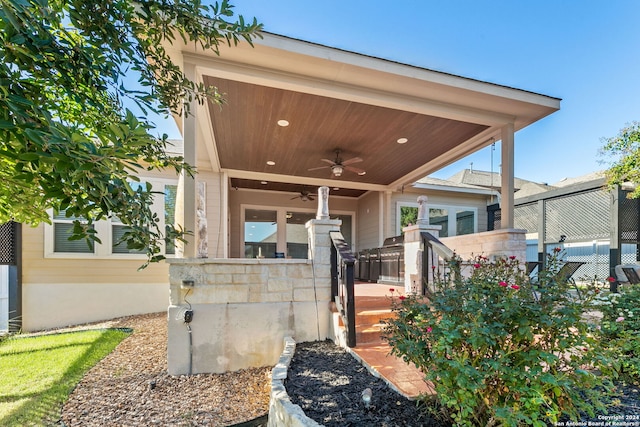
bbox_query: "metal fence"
[489,182,640,282]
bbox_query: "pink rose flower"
[511,284,520,290]
[499,281,508,287]
[399,295,406,301]
[509,255,516,260]
[616,316,625,322]
[426,326,433,333]
[473,263,481,269]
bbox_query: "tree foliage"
[600,121,640,198]
[0,0,262,266]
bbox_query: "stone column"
[403,196,442,294]
[308,186,341,285]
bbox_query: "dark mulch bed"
[285,340,640,427]
[285,340,446,426]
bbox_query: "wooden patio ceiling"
[204,75,489,198]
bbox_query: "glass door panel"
[244,209,277,258]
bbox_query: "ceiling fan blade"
[345,165,366,175]
[308,165,331,171]
[290,195,299,200]
[320,158,336,165]
[341,157,363,166]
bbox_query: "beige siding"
[357,192,380,251]
[20,169,180,330]
[21,224,169,331]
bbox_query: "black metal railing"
[330,231,356,347]
[420,231,455,295]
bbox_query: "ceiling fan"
[308,149,365,177]
[291,187,316,202]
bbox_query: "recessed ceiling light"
[277,119,289,127]
[261,181,268,185]
[266,160,275,166]
[358,171,367,176]
[397,137,408,144]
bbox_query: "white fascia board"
[254,33,561,108]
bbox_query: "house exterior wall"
[21,223,169,331]
[391,189,490,236]
[357,192,380,251]
[228,188,357,257]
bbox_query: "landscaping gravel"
[59,312,271,427]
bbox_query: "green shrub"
[596,284,640,382]
[383,251,613,427]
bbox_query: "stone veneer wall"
[441,228,527,262]
[166,258,331,375]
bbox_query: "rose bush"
[596,283,640,382]
[383,251,613,426]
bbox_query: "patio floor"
[350,281,436,399]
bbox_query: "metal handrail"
[420,231,456,295]
[329,231,356,347]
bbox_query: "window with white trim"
[397,202,478,237]
[45,179,178,259]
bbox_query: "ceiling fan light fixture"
[332,165,343,176]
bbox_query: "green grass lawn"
[0,328,131,426]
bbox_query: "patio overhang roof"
[171,32,560,198]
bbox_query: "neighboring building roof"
[446,169,537,192]
[551,170,606,188]
[514,182,556,199]
[413,175,497,195]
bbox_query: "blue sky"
[161,1,640,185]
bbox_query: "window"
[52,211,94,253]
[397,202,477,237]
[45,178,178,259]
[244,209,277,258]
[242,205,355,258]
[286,211,314,259]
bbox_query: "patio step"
[354,297,396,346]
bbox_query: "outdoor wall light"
[181,279,195,289]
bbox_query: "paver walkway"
[350,282,436,399]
